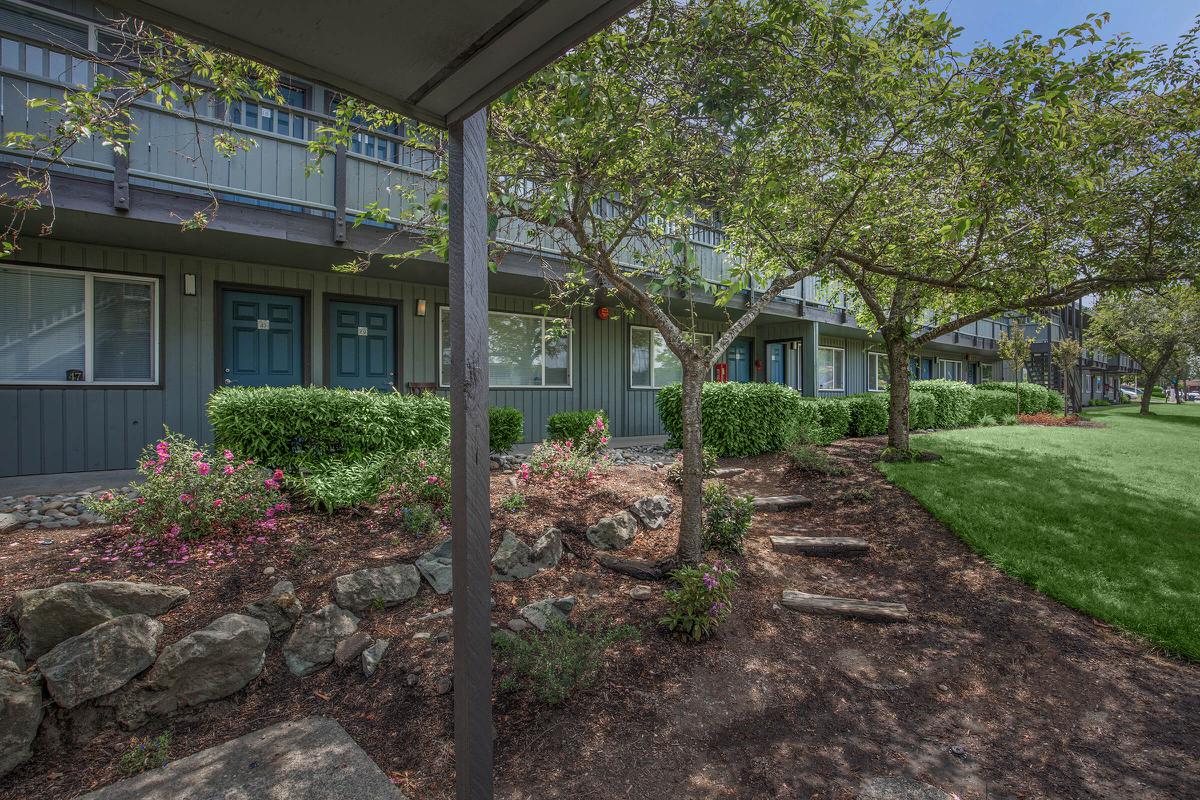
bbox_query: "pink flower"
[264,479,277,490]
[272,469,284,481]
[223,465,235,475]
[426,475,439,484]
[197,462,211,476]
[154,465,164,475]
[223,450,234,460]
[137,497,145,505]
[179,493,193,503]
[213,498,223,508]
[169,524,181,536]
[191,452,203,462]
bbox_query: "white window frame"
[939,358,963,381]
[817,345,845,392]
[437,307,573,389]
[980,363,995,381]
[867,351,889,392]
[628,325,714,389]
[0,264,160,386]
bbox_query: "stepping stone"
[781,590,909,622]
[753,494,812,512]
[711,467,745,478]
[771,535,869,556]
[78,716,406,800]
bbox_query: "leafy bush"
[658,382,806,456]
[492,615,639,704]
[520,437,609,487]
[1045,389,1066,414]
[546,409,609,446]
[500,492,527,513]
[911,380,975,428]
[800,397,851,444]
[489,406,524,452]
[288,454,394,513]
[88,431,286,539]
[845,393,889,437]
[208,387,450,473]
[661,560,738,641]
[969,389,1018,423]
[701,482,754,555]
[908,390,937,430]
[976,414,998,427]
[792,400,825,443]
[665,447,718,484]
[786,439,851,476]
[1088,398,1113,407]
[117,730,171,776]
[976,381,1061,415]
[998,413,1019,426]
[393,503,437,535]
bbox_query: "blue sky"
[941,0,1198,49]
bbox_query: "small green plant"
[500,492,528,513]
[701,482,754,555]
[843,486,874,503]
[394,503,438,534]
[289,541,314,564]
[492,615,639,704]
[785,437,851,476]
[117,730,171,776]
[976,414,998,427]
[998,413,1020,426]
[665,447,717,484]
[661,561,737,641]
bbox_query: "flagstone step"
[711,467,746,478]
[752,494,812,512]
[770,535,869,556]
[781,590,909,622]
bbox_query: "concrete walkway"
[79,717,405,800]
[0,469,138,498]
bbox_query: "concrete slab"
[79,716,406,800]
[0,469,138,498]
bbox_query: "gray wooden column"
[447,107,492,800]
[801,319,819,396]
[333,144,348,244]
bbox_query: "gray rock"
[519,596,576,631]
[586,511,638,550]
[435,674,453,695]
[361,638,390,677]
[628,496,674,530]
[628,585,654,601]
[491,528,562,581]
[283,604,360,677]
[0,649,25,672]
[335,631,373,666]
[333,563,421,611]
[858,777,958,800]
[0,512,24,532]
[242,580,303,637]
[121,613,270,726]
[38,614,162,709]
[506,618,530,633]
[0,669,43,779]
[415,539,453,595]
[11,580,189,659]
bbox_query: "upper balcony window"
[0,265,159,385]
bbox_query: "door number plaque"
[256,319,270,330]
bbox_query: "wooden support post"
[447,107,492,800]
[113,114,130,212]
[801,320,819,397]
[333,144,348,243]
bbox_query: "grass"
[880,402,1200,660]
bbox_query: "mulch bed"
[2,441,1198,799]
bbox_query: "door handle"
[224,379,233,385]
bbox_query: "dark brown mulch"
[2,442,1198,800]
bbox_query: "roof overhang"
[105,0,641,126]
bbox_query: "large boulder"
[415,539,453,595]
[586,511,638,551]
[491,529,562,581]
[121,614,270,727]
[242,581,303,637]
[518,596,576,631]
[11,580,188,659]
[283,604,360,677]
[333,564,421,612]
[38,614,162,709]
[628,496,674,530]
[0,669,43,779]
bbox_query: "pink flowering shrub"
[521,415,610,487]
[661,560,738,641]
[87,430,287,540]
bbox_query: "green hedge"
[911,380,975,429]
[909,390,937,430]
[969,389,1018,423]
[846,394,889,437]
[489,406,524,452]
[658,382,805,456]
[801,397,851,444]
[976,381,1062,414]
[546,409,608,443]
[208,386,450,472]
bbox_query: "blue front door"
[221,290,303,387]
[328,300,396,391]
[921,357,935,380]
[767,343,785,384]
[726,340,751,383]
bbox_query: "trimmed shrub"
[792,400,825,443]
[1045,389,1066,415]
[208,386,450,473]
[489,406,524,452]
[546,409,609,444]
[969,389,1018,423]
[976,381,1061,415]
[911,380,974,428]
[845,393,889,437]
[800,397,851,444]
[908,390,937,430]
[658,382,805,456]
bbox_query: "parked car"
[1187,392,1200,402]
[1119,387,1140,400]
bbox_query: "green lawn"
[880,402,1200,660]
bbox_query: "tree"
[998,327,1033,415]
[1051,336,1084,413]
[1088,285,1200,415]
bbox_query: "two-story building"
[0,0,1023,478]
[1022,305,1136,405]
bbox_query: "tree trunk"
[885,341,911,452]
[675,359,706,566]
[1015,371,1022,416]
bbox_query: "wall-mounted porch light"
[415,299,427,317]
[183,273,197,296]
